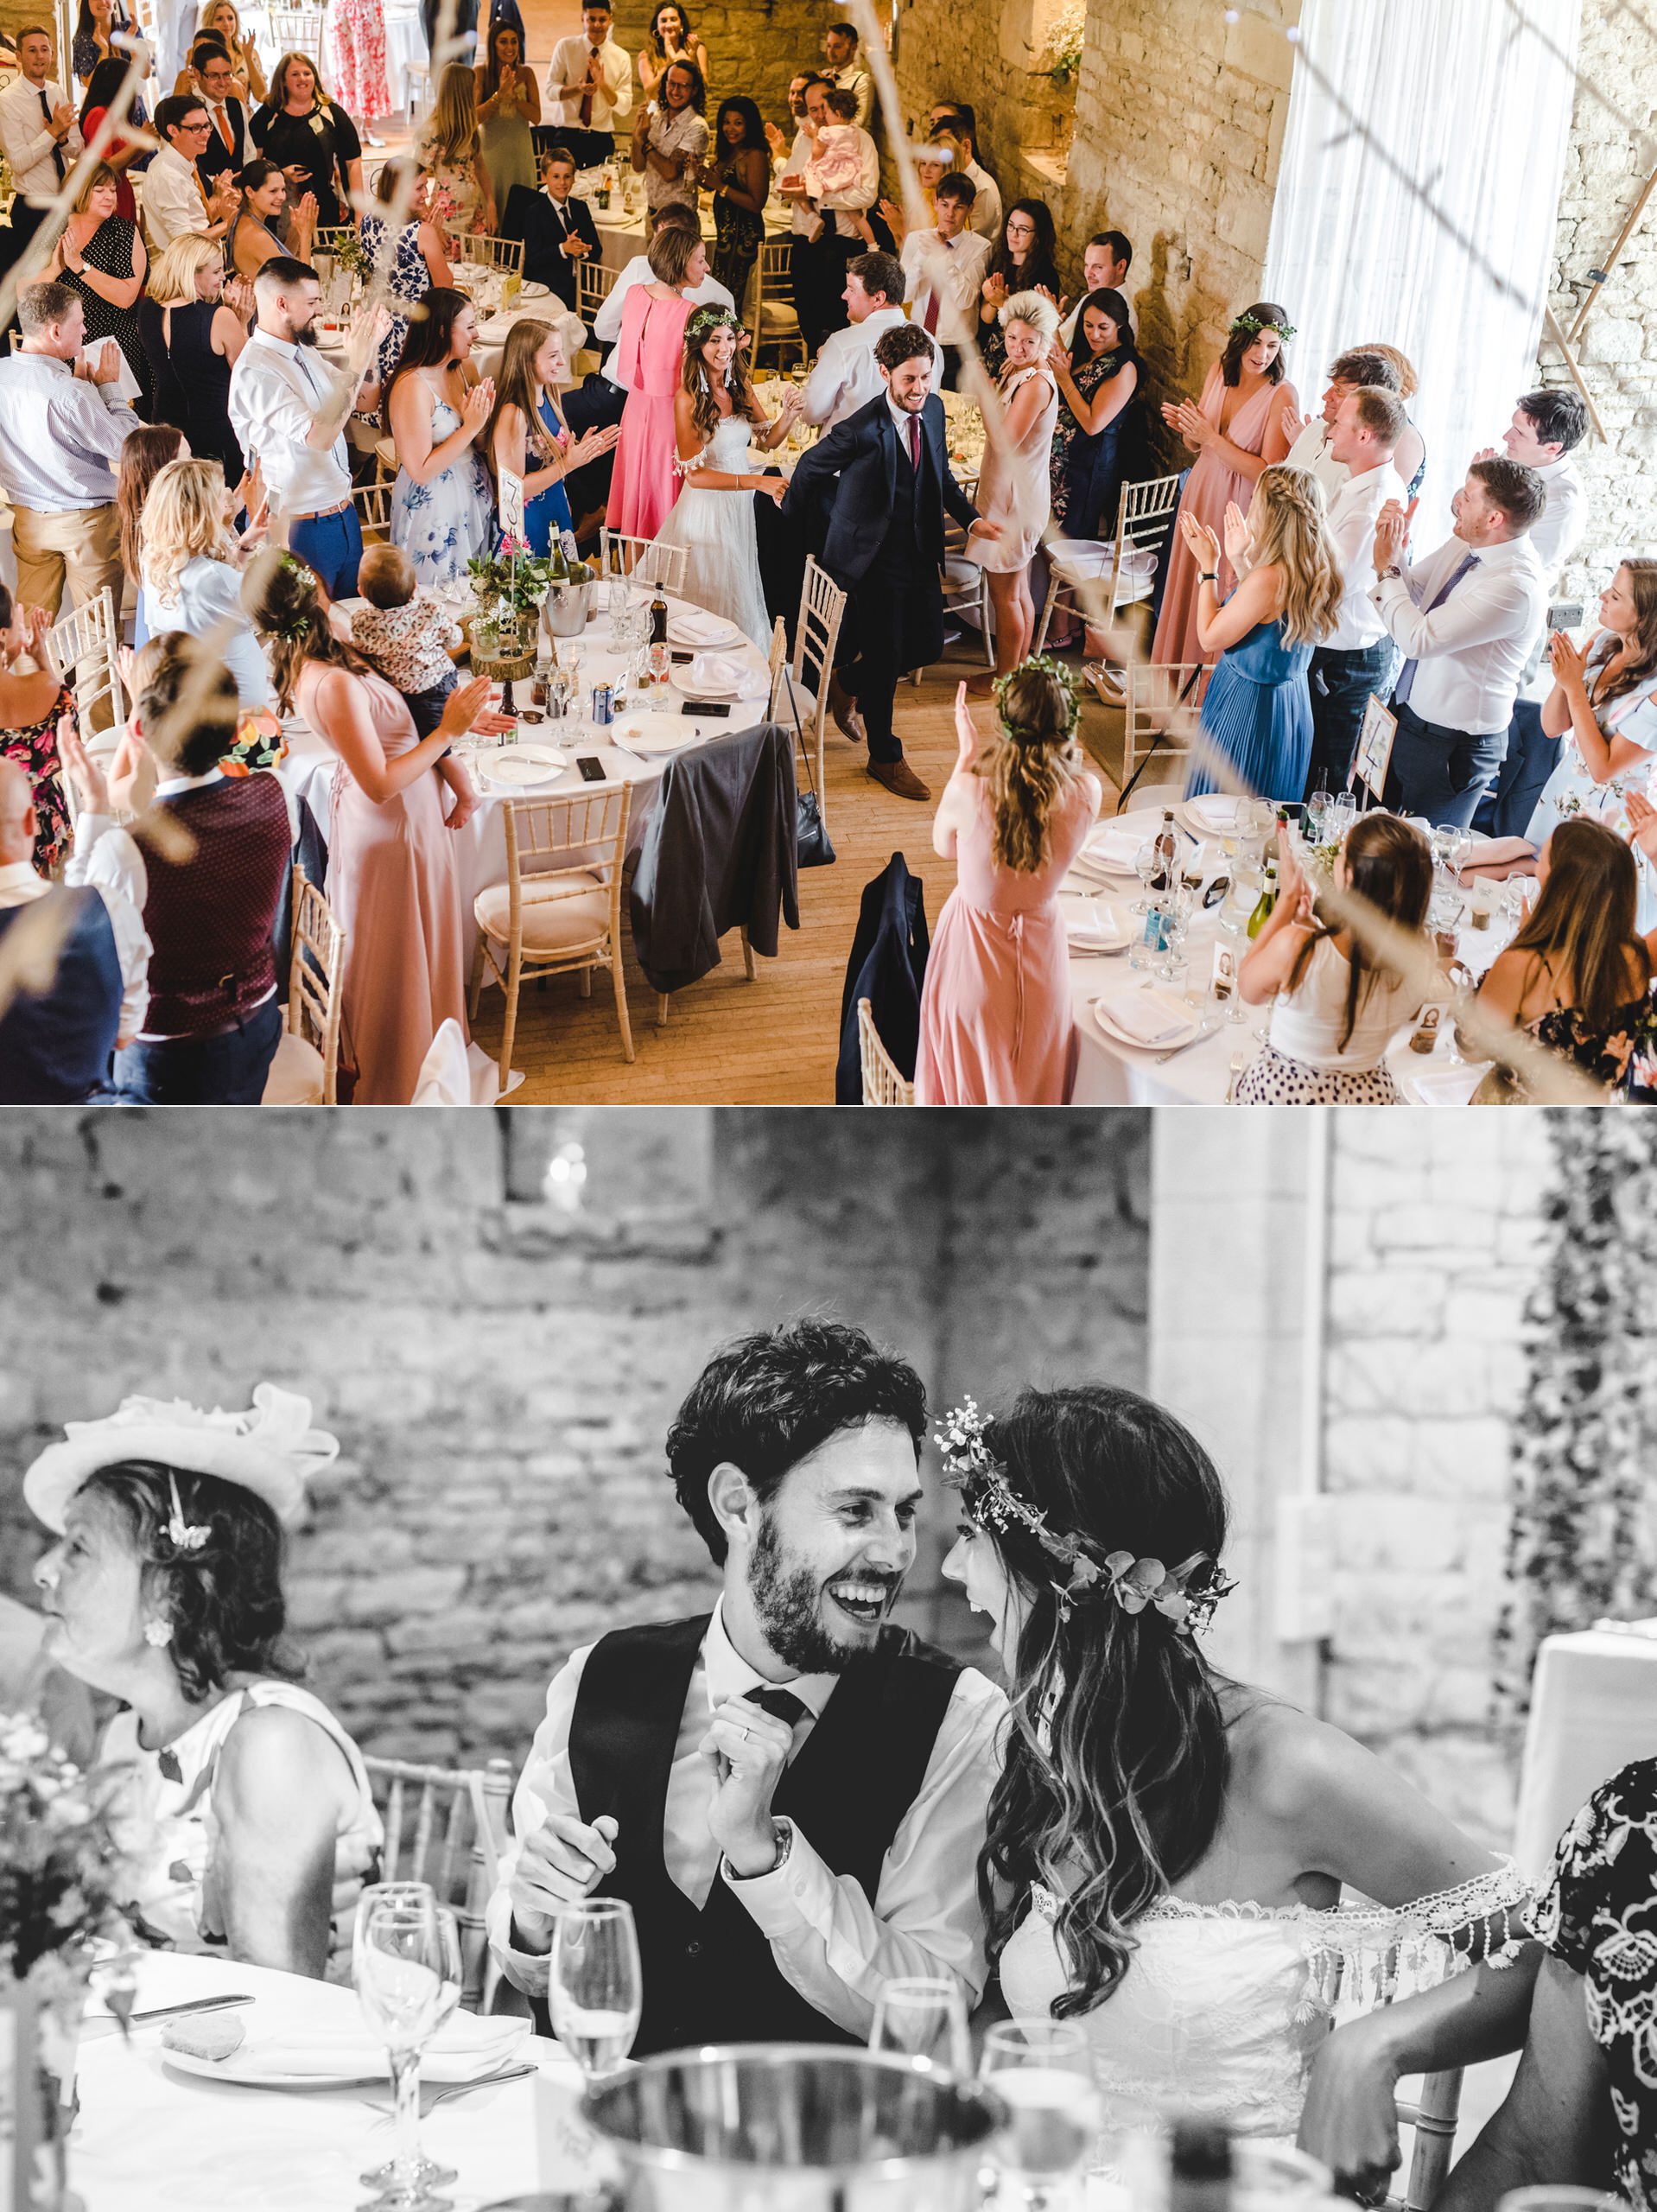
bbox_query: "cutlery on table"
[81,1992,255,2037]
[1152,1019,1223,1063]
[358,2063,536,2119]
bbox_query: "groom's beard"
[294,325,319,346]
[747,1515,901,1675]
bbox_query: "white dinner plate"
[613,717,702,755]
[1176,796,1247,841]
[161,2047,388,2091]
[668,664,759,702]
[1090,991,1201,1053]
[479,745,566,786]
[1063,901,1132,953]
[666,613,742,649]
[517,281,551,300]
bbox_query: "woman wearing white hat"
[26,1383,384,1980]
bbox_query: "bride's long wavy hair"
[973,1384,1235,2016]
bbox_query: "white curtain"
[1262,0,1582,543]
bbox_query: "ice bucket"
[542,580,595,639]
[582,2045,1005,2212]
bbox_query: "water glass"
[868,1975,971,2073]
[353,1885,460,2211]
[979,2021,1101,2212]
[1132,842,1159,915]
[549,1897,642,2083]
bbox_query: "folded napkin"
[208,2013,529,2082]
[1406,1060,1489,1108]
[1064,904,1129,950]
[1185,794,1244,833]
[687,651,753,694]
[671,609,733,645]
[1082,822,1152,871]
[1096,986,1195,1047]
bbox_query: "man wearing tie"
[190,41,251,187]
[1374,457,1549,828]
[784,324,997,803]
[898,174,989,391]
[0,27,82,293]
[489,1319,1006,2056]
[501,146,600,308]
[545,0,632,172]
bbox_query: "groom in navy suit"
[784,324,996,801]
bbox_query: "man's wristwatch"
[725,1816,793,1882]
[1381,563,1404,581]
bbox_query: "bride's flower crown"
[936,1398,1237,1632]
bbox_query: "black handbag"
[772,658,835,868]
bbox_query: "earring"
[143,1618,174,1648]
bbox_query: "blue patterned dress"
[391,391,495,590]
[1185,613,1315,804]
[516,396,575,556]
[361,217,435,389]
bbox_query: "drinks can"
[590,682,615,726]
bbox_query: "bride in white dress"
[936,1386,1537,2197]
[651,307,805,650]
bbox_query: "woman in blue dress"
[1182,464,1343,804]
[481,319,621,554]
[385,287,497,591]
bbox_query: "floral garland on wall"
[1493,1117,1657,1725]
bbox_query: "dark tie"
[923,237,951,334]
[1393,550,1478,709]
[908,412,921,473]
[579,46,598,126]
[745,1683,810,1730]
[40,87,65,184]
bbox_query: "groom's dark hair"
[665,1319,927,1564]
[874,323,933,373]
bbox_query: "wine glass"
[1305,785,1330,847]
[549,1897,642,2084]
[1132,841,1159,916]
[868,1975,971,2073]
[978,2021,1101,2212]
[353,1885,456,2212]
[359,1901,463,2198]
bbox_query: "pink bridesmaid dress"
[605,285,695,539]
[915,775,1098,1105]
[1151,365,1294,671]
[301,663,467,1104]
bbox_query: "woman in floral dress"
[359,163,455,391]
[0,587,76,874]
[417,62,497,246]
[327,0,390,127]
[386,289,496,591]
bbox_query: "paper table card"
[1353,695,1397,807]
[498,468,526,547]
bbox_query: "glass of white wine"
[549,1896,642,2082]
[979,2021,1101,2212]
[868,1975,971,2073]
[353,1884,458,2212]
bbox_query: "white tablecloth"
[1512,1625,1657,1880]
[71,1948,597,2212]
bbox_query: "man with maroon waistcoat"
[488,1319,1006,2054]
[69,632,291,1103]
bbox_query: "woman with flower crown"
[23,1385,383,1978]
[648,306,804,647]
[915,658,1100,1104]
[938,1384,1539,2195]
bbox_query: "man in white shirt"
[930,105,1000,241]
[1057,231,1137,348]
[1279,346,1403,504]
[821,21,873,129]
[143,93,241,259]
[546,0,633,171]
[803,249,941,432]
[1301,387,1411,795]
[899,174,989,390]
[0,283,133,718]
[1373,457,1550,828]
[490,1320,1006,2050]
[0,27,81,285]
[591,208,733,391]
[229,257,388,596]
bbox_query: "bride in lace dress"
[937,1386,1537,2197]
[651,307,806,650]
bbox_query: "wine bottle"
[1246,860,1279,939]
[548,535,568,583]
[650,588,669,646]
[1152,809,1177,892]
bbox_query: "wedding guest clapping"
[963,290,1059,691]
[975,200,1061,380]
[630,54,708,217]
[386,288,497,594]
[637,3,708,98]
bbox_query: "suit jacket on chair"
[784,391,978,591]
[835,853,930,1103]
[500,184,600,308]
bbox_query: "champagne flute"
[354,1885,454,2212]
[979,2021,1101,2212]
[1132,841,1159,916]
[549,1897,642,2082]
[868,1975,971,2073]
[359,1903,463,2196]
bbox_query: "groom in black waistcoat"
[782,325,999,804]
[488,1319,1005,2055]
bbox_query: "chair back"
[1388,2068,1464,2212]
[577,256,617,322]
[794,556,846,702]
[598,529,689,597]
[453,232,524,276]
[503,783,631,956]
[311,224,358,260]
[363,1754,515,2012]
[270,6,325,60]
[1121,659,1207,792]
[1109,472,1184,613]
[858,997,914,1104]
[353,478,394,538]
[284,865,346,1103]
[48,586,124,732]
[751,236,804,370]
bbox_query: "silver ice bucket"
[542,579,595,639]
[583,2046,1005,2212]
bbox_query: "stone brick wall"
[606,0,847,126]
[1531,0,1657,610]
[0,1110,1148,1770]
[889,0,1076,210]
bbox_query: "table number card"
[1353,696,1397,807]
[498,469,526,547]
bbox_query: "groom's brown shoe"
[867,757,932,802]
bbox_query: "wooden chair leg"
[1034,572,1060,652]
[741,926,755,981]
[657,990,669,1025]
[498,952,522,1090]
[579,964,592,999]
[467,931,486,1021]
[611,946,634,1064]
[981,579,996,666]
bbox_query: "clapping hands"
[954,679,978,769]
[1372,499,1410,574]
[1547,627,1590,691]
[1627,789,1657,861]
[1179,511,1222,575]
[1222,499,1250,569]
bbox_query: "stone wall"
[1531,0,1657,610]
[0,1110,1149,1768]
[607,0,847,124]
[888,0,1076,211]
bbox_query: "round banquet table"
[1064,803,1518,1107]
[276,590,774,963]
[313,272,588,391]
[70,1948,598,2212]
[575,177,791,318]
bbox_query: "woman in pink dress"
[606,224,708,540]
[916,664,1102,1105]
[1146,302,1300,677]
[251,556,506,1103]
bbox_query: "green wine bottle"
[1246,861,1279,939]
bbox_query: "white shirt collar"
[702,1595,835,1719]
[156,766,226,799]
[1530,452,1578,485]
[1463,534,1537,572]
[0,859,48,900]
[251,327,302,360]
[886,392,922,441]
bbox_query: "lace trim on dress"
[673,448,709,479]
[1032,1856,1534,2022]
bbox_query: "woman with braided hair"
[937,1384,1539,2189]
[914,658,1101,1104]
[648,306,804,645]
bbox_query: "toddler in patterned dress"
[349,545,465,739]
